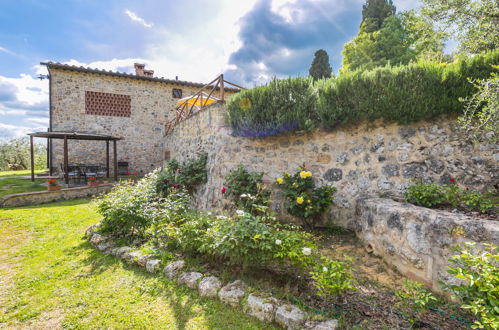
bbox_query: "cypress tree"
[361,0,396,33]
[309,49,333,80]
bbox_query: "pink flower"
[221,187,227,194]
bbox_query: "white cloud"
[0,46,16,56]
[124,9,153,28]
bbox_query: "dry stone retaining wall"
[164,102,498,228]
[356,198,499,292]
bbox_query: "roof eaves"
[41,62,241,92]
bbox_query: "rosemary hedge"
[227,51,499,136]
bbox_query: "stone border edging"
[85,223,338,330]
[0,184,114,208]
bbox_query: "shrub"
[405,180,447,207]
[156,153,208,195]
[311,257,356,296]
[227,77,317,137]
[405,179,497,213]
[226,51,499,137]
[277,169,336,228]
[224,165,271,214]
[445,243,499,330]
[395,280,437,325]
[97,170,162,238]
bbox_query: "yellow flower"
[307,199,311,203]
[276,177,284,184]
[296,196,304,204]
[284,172,290,178]
[253,234,261,239]
[300,171,313,178]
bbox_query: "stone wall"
[49,68,235,174]
[356,198,499,293]
[164,102,498,228]
[0,184,113,208]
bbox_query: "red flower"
[221,187,227,194]
[162,179,169,184]
[172,183,180,189]
[47,180,57,184]
[450,178,455,182]
[88,177,97,181]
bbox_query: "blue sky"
[0,0,418,139]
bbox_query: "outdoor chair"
[60,164,80,184]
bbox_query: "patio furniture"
[28,131,122,185]
[60,164,80,184]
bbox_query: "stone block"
[198,276,222,298]
[275,304,307,330]
[218,280,246,307]
[177,272,203,289]
[163,260,185,279]
[145,259,161,273]
[246,294,278,323]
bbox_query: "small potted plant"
[47,180,61,191]
[87,176,99,187]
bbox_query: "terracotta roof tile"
[41,62,241,92]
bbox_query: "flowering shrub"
[97,170,166,238]
[224,165,271,214]
[276,168,336,227]
[156,153,208,195]
[88,176,97,181]
[444,243,499,330]
[47,180,58,186]
[405,179,496,213]
[311,257,356,296]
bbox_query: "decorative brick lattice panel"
[85,91,131,117]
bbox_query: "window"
[172,88,182,98]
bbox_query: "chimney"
[134,63,154,77]
[134,63,145,76]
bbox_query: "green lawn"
[0,178,47,197]
[0,169,45,177]
[0,199,275,329]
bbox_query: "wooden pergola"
[27,131,122,185]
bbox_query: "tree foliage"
[0,137,46,171]
[361,0,396,33]
[458,72,499,143]
[309,49,333,80]
[342,15,415,71]
[342,1,446,72]
[421,0,499,54]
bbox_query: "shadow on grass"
[71,239,271,329]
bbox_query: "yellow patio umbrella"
[176,91,220,107]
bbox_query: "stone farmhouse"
[42,62,239,174]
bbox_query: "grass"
[0,169,46,177]
[0,178,47,197]
[0,199,275,329]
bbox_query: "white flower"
[216,215,228,220]
[302,247,312,256]
[207,212,212,216]
[236,210,245,217]
[323,266,328,272]
[275,239,282,245]
[240,194,248,198]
